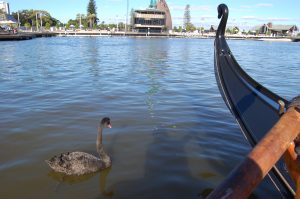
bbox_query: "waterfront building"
[0,1,17,26]
[0,1,10,14]
[156,0,172,31]
[253,23,299,36]
[131,0,172,33]
[209,25,217,33]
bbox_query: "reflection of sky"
[0,37,297,199]
[127,39,170,117]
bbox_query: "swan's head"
[100,117,112,128]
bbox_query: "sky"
[6,0,300,29]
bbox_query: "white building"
[0,1,10,14]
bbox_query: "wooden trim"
[207,107,300,199]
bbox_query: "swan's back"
[46,151,111,175]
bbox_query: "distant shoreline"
[1,30,299,42]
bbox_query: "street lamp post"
[40,13,43,31]
[17,12,20,30]
[35,12,38,32]
[80,14,82,30]
[125,0,129,33]
[116,15,118,32]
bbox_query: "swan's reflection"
[48,166,114,197]
[48,170,96,184]
[99,167,114,197]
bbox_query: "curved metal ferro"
[216,4,228,38]
[213,3,295,198]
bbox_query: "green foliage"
[11,10,59,27]
[87,0,97,28]
[87,0,97,16]
[178,26,183,32]
[87,13,97,28]
[118,22,125,31]
[183,4,191,29]
[98,21,108,30]
[226,28,232,34]
[173,26,178,32]
[297,33,300,37]
[45,22,51,30]
[185,23,196,32]
[24,22,31,30]
[66,14,89,29]
[233,27,239,34]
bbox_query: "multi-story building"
[132,9,166,33]
[156,0,172,31]
[131,0,172,33]
[0,1,10,14]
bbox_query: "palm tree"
[87,0,97,29]
[87,13,96,29]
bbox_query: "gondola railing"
[209,3,300,199]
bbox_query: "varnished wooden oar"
[284,142,300,199]
[207,106,300,199]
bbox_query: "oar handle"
[207,107,300,199]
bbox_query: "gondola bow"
[214,4,295,198]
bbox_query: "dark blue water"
[0,37,299,199]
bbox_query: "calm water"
[0,37,299,199]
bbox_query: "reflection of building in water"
[131,0,172,33]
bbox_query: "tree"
[87,13,96,29]
[186,23,196,32]
[173,26,178,32]
[118,22,125,31]
[87,0,97,28]
[233,27,239,34]
[11,10,59,27]
[99,21,108,30]
[183,4,191,29]
[45,22,51,30]
[178,26,183,32]
[226,28,232,34]
[200,27,204,34]
[24,22,31,30]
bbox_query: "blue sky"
[7,0,300,29]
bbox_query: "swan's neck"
[97,126,104,154]
[98,126,103,144]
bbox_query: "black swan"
[46,117,112,175]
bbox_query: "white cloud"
[256,3,273,8]
[264,17,290,22]
[170,5,211,12]
[170,5,185,11]
[240,16,296,23]
[241,16,258,20]
[191,5,211,12]
[199,15,215,20]
[239,3,272,10]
